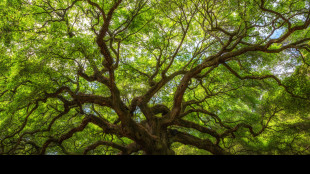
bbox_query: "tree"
[1,0,310,155]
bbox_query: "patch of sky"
[47,151,58,155]
[83,104,92,114]
[270,28,285,39]
[271,50,301,79]
[88,81,99,89]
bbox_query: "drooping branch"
[219,107,282,138]
[174,119,221,141]
[169,129,230,155]
[222,62,308,100]
[40,116,92,155]
[83,140,127,155]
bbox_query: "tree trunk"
[134,119,176,155]
[143,139,175,155]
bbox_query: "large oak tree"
[1,0,310,155]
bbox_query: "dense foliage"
[1,0,310,155]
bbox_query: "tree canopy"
[1,0,310,155]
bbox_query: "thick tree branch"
[169,129,230,155]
